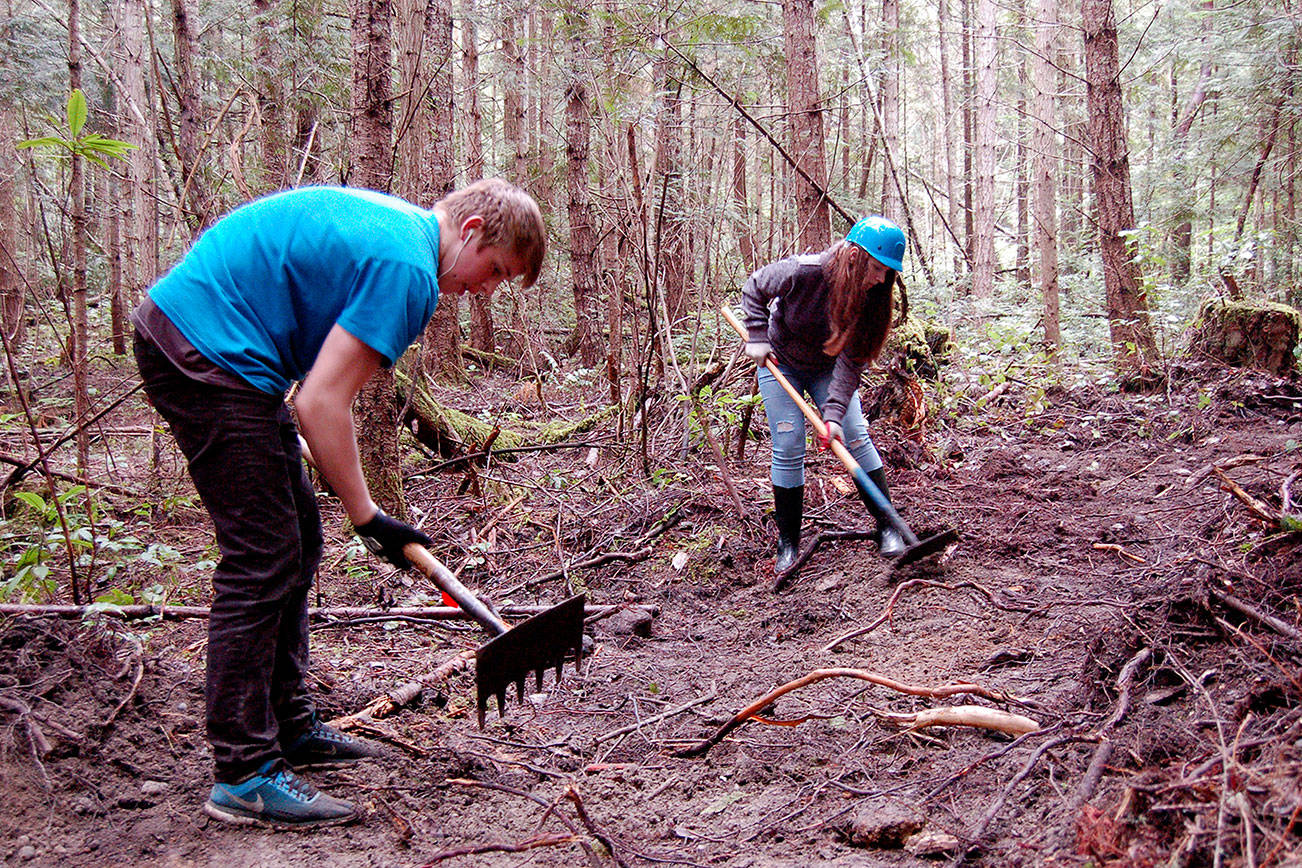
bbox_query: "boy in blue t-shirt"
[132,178,545,829]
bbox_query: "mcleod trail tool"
[720,307,958,568]
[403,544,585,727]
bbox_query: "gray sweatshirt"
[740,253,866,426]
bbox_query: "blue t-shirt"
[149,186,441,394]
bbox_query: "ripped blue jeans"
[757,363,882,488]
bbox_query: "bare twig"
[595,683,719,744]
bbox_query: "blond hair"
[436,179,547,287]
[821,240,894,362]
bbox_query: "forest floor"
[2,356,1301,868]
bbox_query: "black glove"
[355,509,433,569]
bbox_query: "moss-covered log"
[1189,299,1300,375]
[394,368,524,458]
[535,403,619,444]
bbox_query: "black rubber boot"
[773,485,804,573]
[860,467,906,558]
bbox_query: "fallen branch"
[447,778,601,868]
[1091,542,1147,564]
[1207,588,1301,642]
[336,649,475,724]
[594,683,719,744]
[1213,466,1282,526]
[822,579,1005,652]
[673,668,1028,758]
[774,530,876,591]
[418,832,579,865]
[1051,646,1152,853]
[0,602,654,622]
[0,451,141,497]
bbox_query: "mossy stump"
[1189,299,1301,375]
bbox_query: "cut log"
[1189,298,1301,375]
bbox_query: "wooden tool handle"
[720,306,918,545]
[403,543,509,637]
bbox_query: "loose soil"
[2,359,1300,867]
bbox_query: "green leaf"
[94,588,135,606]
[67,89,88,137]
[13,491,48,514]
[17,136,71,151]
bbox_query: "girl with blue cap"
[741,216,907,572]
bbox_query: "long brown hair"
[821,240,895,362]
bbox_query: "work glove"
[744,341,772,364]
[817,421,844,452]
[355,509,433,569]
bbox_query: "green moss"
[535,403,619,444]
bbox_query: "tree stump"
[1189,298,1301,375]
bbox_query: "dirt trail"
[2,363,1300,867]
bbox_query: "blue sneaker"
[204,761,356,829]
[285,721,383,769]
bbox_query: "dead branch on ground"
[417,833,580,865]
[822,579,1009,652]
[1213,466,1285,527]
[674,668,1032,758]
[595,683,719,744]
[1050,646,1152,853]
[0,602,654,622]
[774,530,875,591]
[334,649,475,724]
[447,778,602,868]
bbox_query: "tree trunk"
[653,54,686,322]
[254,0,288,190]
[1082,0,1158,374]
[461,0,494,352]
[1031,0,1060,355]
[971,0,997,298]
[1014,0,1029,287]
[961,0,975,270]
[562,2,602,367]
[938,0,960,274]
[350,0,395,192]
[411,0,461,382]
[349,0,404,514]
[1169,56,1212,284]
[782,0,830,251]
[172,0,214,235]
[68,0,90,479]
[0,106,24,391]
[733,116,756,271]
[880,0,901,221]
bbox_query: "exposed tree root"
[673,668,1032,758]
